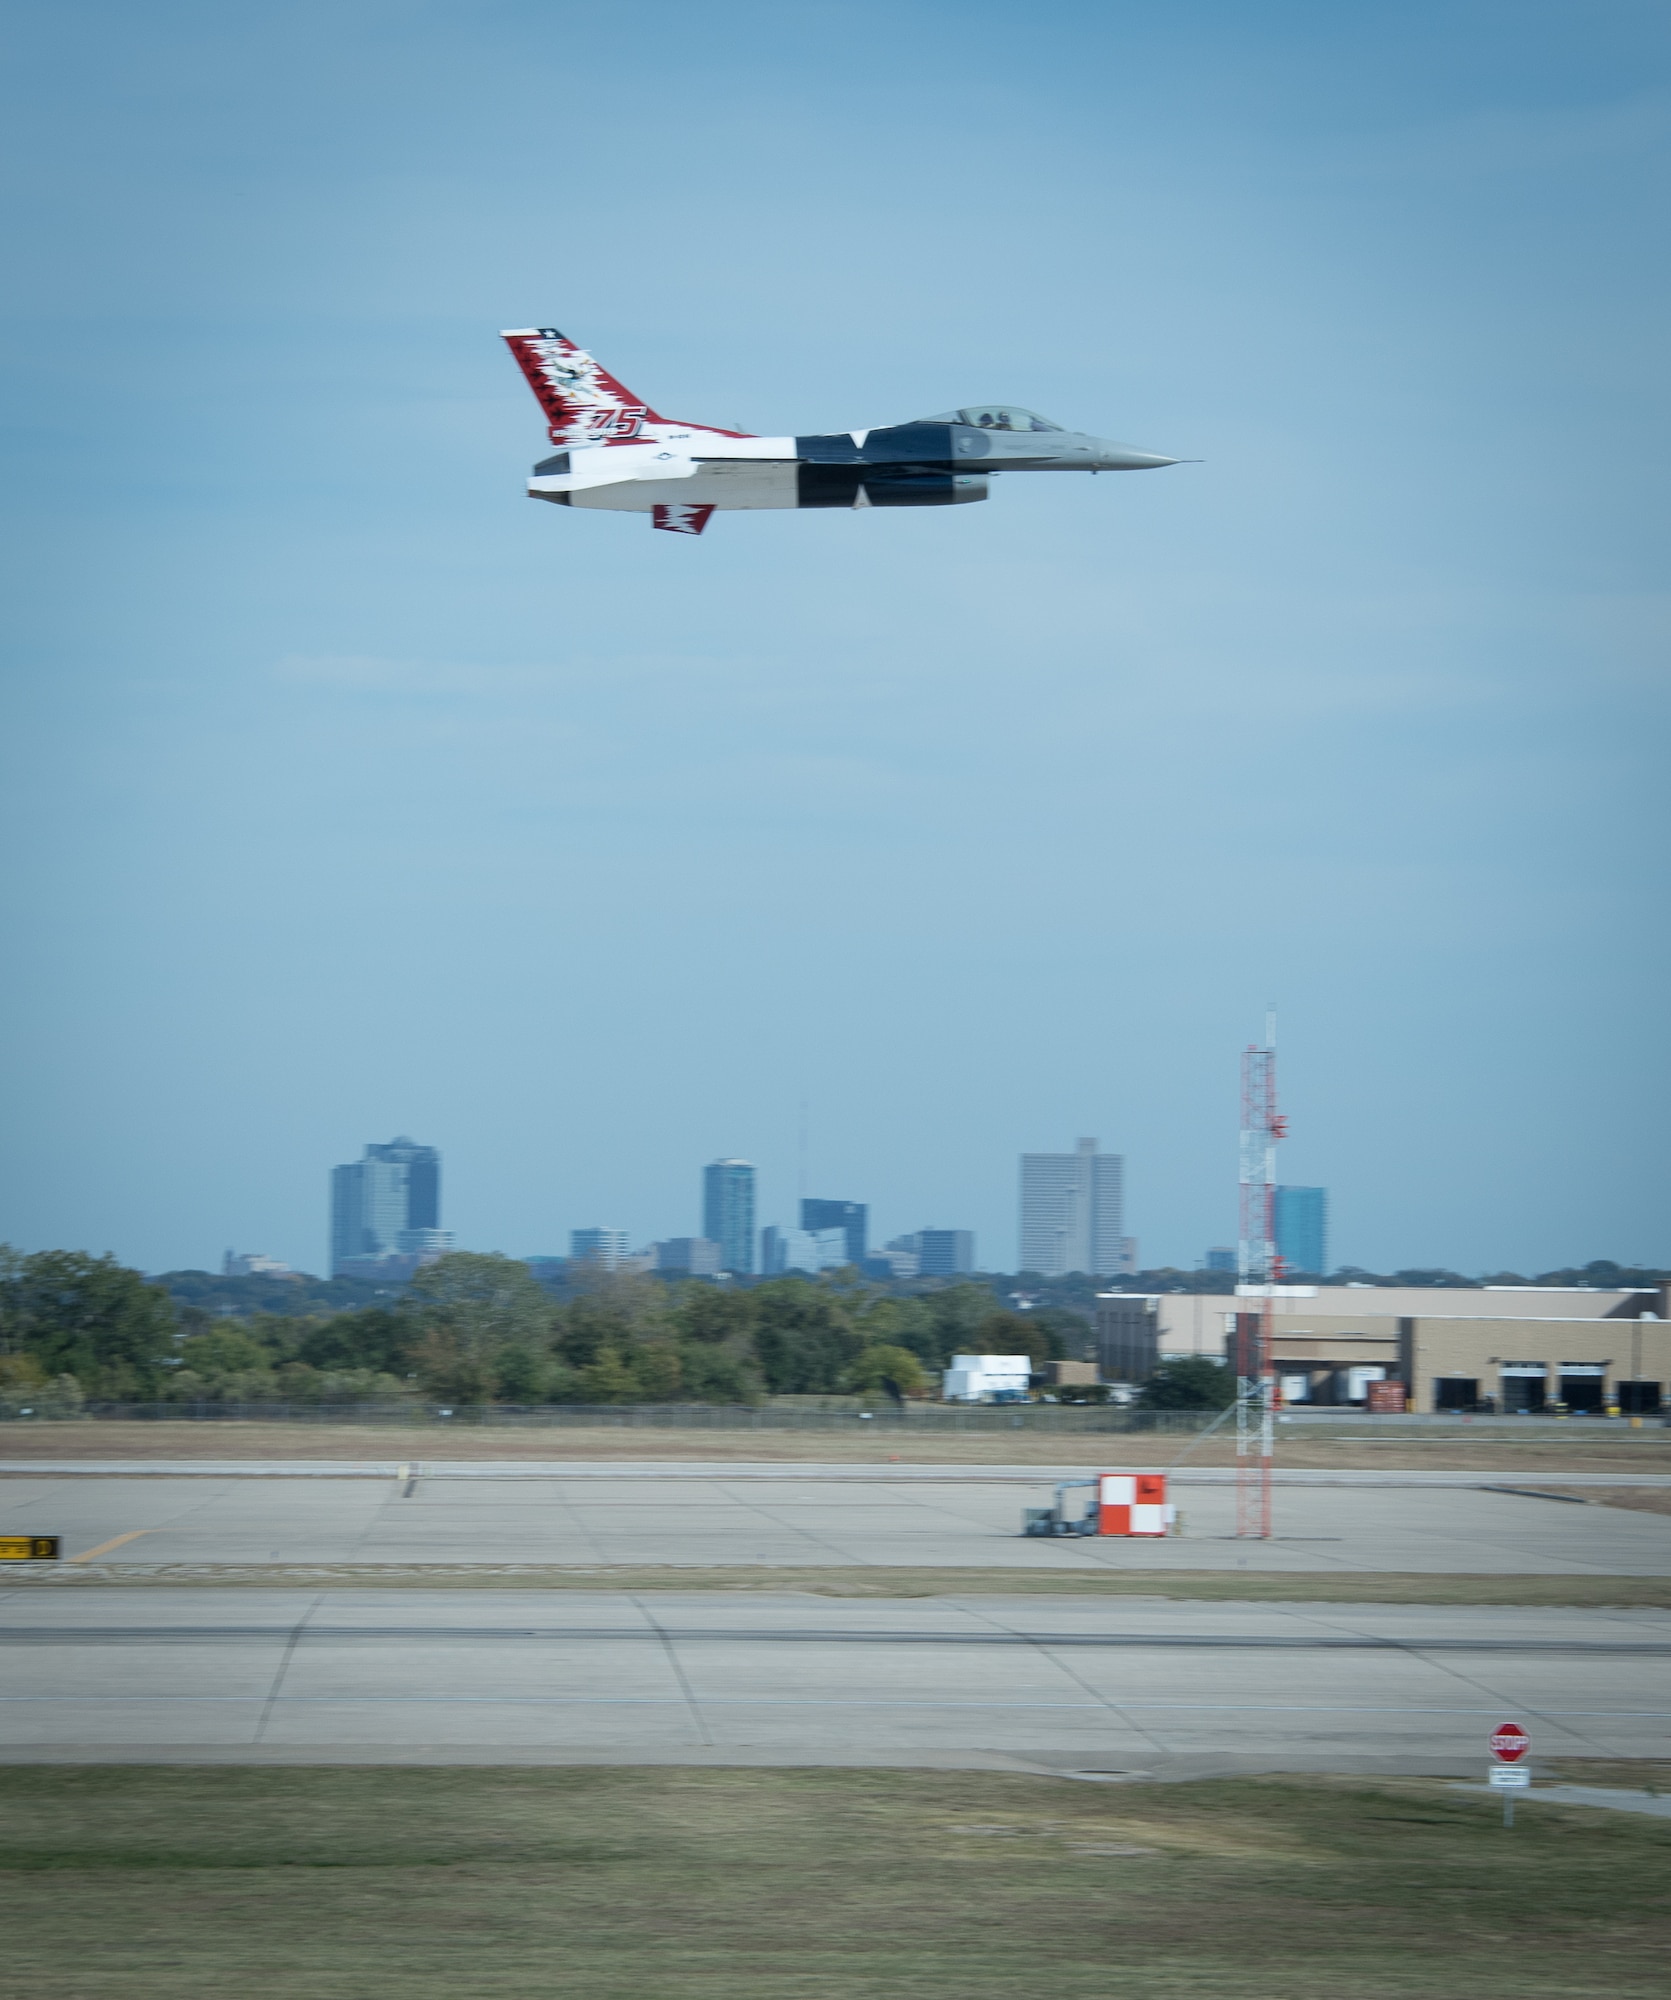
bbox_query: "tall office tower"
[330,1136,442,1276]
[1018,1138,1125,1277]
[570,1228,630,1269]
[1274,1187,1329,1276]
[702,1159,756,1274]
[916,1229,975,1276]
[1203,1247,1237,1274]
[799,1199,867,1266]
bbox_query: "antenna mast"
[1235,1010,1286,1538]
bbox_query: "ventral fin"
[652,502,716,535]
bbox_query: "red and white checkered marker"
[1097,1473,1171,1537]
[1490,1723,1530,1762]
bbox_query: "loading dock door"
[1619,1382,1663,1415]
[1500,1364,1546,1415]
[1434,1378,1479,1413]
[1559,1364,1606,1415]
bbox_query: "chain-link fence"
[4,1399,1227,1435]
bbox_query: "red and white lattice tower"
[1235,1011,1287,1538]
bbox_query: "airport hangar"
[1092,1282,1669,1415]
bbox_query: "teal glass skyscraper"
[1274,1186,1328,1277]
[702,1159,756,1275]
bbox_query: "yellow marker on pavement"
[67,1530,150,1563]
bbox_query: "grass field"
[16,1562,1671,1605]
[4,1417,1671,1474]
[1,1765,1666,1998]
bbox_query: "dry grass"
[0,1765,1665,1998]
[1538,1485,1671,1516]
[12,1561,1671,1606]
[1544,1757,1671,1791]
[4,1417,1671,1474]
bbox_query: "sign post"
[1489,1722,1530,1827]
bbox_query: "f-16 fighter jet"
[502,327,1179,535]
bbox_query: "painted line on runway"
[66,1532,149,1563]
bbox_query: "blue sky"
[1,0,1667,1276]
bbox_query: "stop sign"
[1490,1723,1530,1762]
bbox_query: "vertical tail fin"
[500,327,664,445]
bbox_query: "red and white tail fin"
[500,327,666,446]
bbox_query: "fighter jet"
[502,326,1179,534]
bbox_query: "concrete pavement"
[2,1470,1668,1574]
[2,1587,1667,1773]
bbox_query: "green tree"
[175,1327,273,1384]
[674,1287,757,1345]
[633,1344,683,1402]
[852,1296,941,1367]
[553,1294,638,1369]
[294,1308,411,1375]
[404,1253,554,1401]
[971,1309,1056,1365]
[751,1280,862,1393]
[848,1344,929,1398]
[578,1346,640,1403]
[921,1284,1005,1357]
[1138,1358,1236,1410]
[677,1344,755,1404]
[0,1246,179,1398]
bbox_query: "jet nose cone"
[1094,439,1179,470]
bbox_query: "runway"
[3,1468,1669,1573]
[2,1588,1667,1773]
[6,1465,1666,1771]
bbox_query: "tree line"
[0,1247,1100,1410]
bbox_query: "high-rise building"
[1018,1138,1125,1277]
[330,1136,444,1277]
[799,1199,867,1266]
[702,1159,756,1274]
[1274,1187,1329,1276]
[762,1226,848,1275]
[1203,1247,1237,1274]
[917,1228,976,1276]
[570,1228,630,1269]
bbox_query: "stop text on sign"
[1490,1723,1530,1763]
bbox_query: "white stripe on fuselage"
[567,462,800,512]
[669,431,797,461]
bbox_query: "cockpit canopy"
[916,405,1065,433]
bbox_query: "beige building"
[1106,1283,1668,1415]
